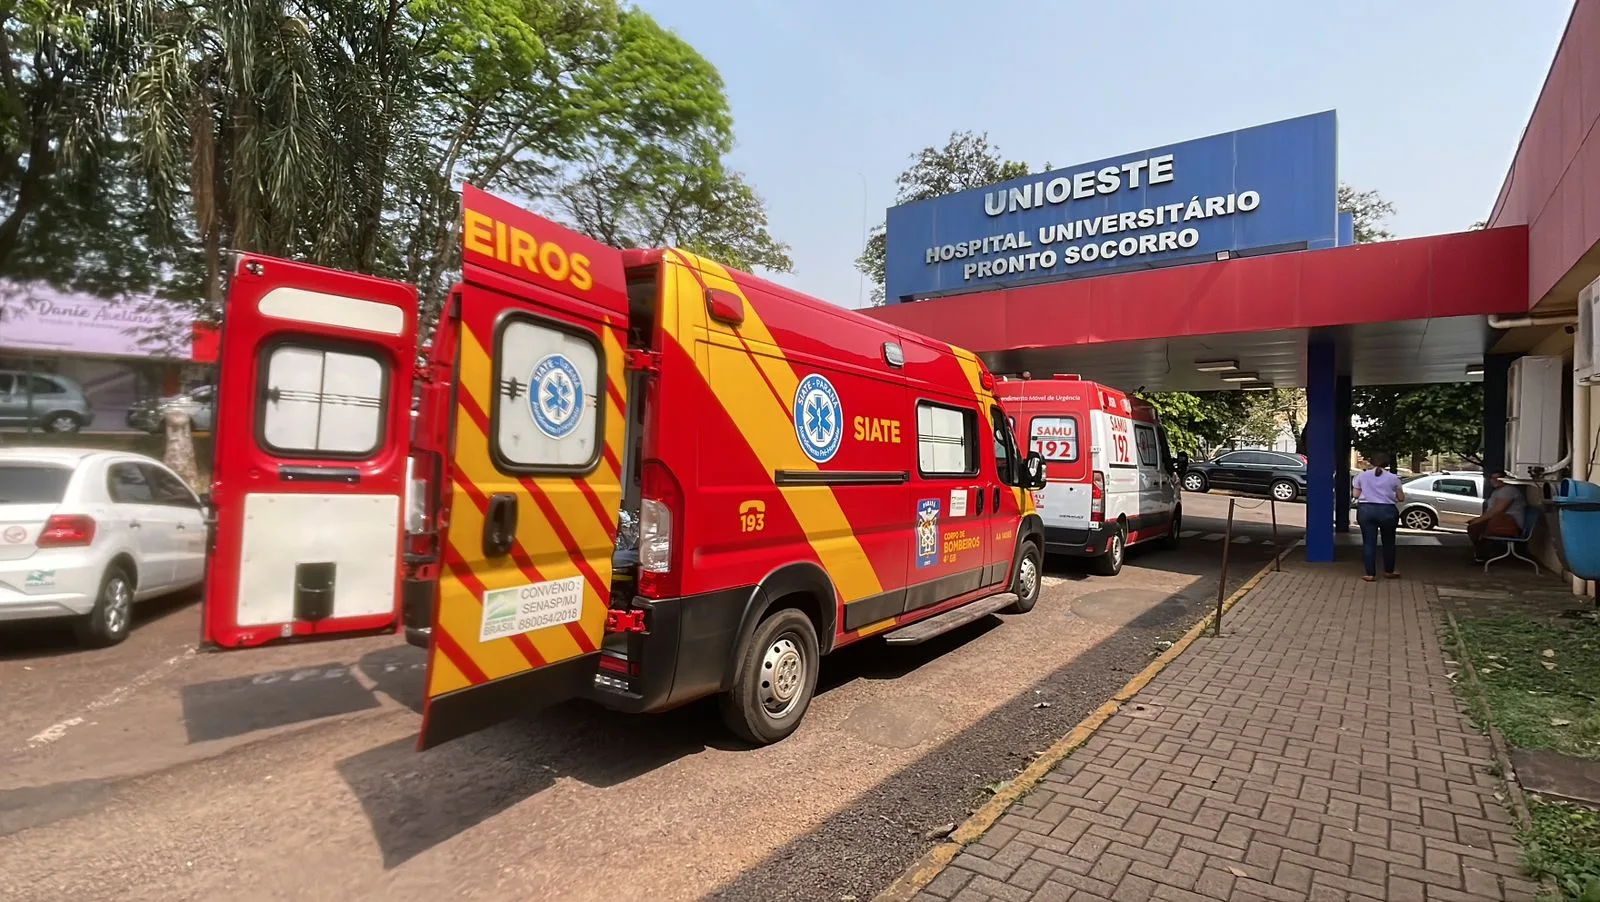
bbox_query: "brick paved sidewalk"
[919,563,1542,902]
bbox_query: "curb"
[1441,606,1559,900]
[874,539,1301,902]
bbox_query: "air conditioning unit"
[1579,275,1600,385]
[1507,355,1565,477]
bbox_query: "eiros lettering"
[464,209,594,292]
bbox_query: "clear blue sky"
[633,0,1574,309]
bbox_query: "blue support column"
[1306,341,1337,562]
[1334,374,1353,533]
[1482,353,1517,476]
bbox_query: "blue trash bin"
[1550,479,1600,580]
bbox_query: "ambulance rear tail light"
[1091,471,1105,523]
[639,460,682,598]
[404,457,428,535]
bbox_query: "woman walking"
[1352,453,1406,581]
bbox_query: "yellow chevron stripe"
[949,346,988,402]
[458,326,620,591]
[426,641,473,697]
[448,325,610,658]
[599,324,627,485]
[434,537,536,679]
[670,253,883,603]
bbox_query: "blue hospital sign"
[883,111,1339,302]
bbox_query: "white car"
[0,449,208,646]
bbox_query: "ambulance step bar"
[883,594,1017,646]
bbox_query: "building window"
[492,315,603,473]
[917,401,977,477]
[259,344,387,457]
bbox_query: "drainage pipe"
[1487,312,1578,329]
[1575,380,1594,597]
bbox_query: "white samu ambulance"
[995,375,1181,575]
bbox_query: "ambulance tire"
[1091,522,1126,577]
[720,607,820,745]
[1001,542,1042,614]
[1161,507,1182,550]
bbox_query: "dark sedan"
[1181,449,1307,501]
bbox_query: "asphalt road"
[0,492,1303,902]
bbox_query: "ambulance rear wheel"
[721,608,820,745]
[1161,507,1183,549]
[1091,523,1126,577]
[1002,542,1042,614]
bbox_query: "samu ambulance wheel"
[720,608,820,745]
[1161,506,1182,550]
[1091,523,1126,577]
[1002,542,1043,614]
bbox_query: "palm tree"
[116,0,331,307]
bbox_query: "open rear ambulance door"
[204,255,418,648]
[419,186,629,749]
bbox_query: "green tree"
[546,9,789,273]
[0,0,134,273]
[856,131,1029,305]
[1352,383,1483,471]
[1136,390,1256,458]
[1337,183,1395,243]
[60,0,783,331]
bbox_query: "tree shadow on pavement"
[336,697,719,868]
[334,603,1018,865]
[0,588,199,662]
[815,616,1004,695]
[709,540,1278,902]
[179,661,382,743]
[358,644,428,714]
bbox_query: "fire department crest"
[793,373,842,463]
[529,353,583,439]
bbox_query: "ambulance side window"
[490,314,603,473]
[916,401,977,477]
[990,406,1018,484]
[1134,423,1159,467]
[258,342,388,457]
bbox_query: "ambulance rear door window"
[257,342,388,458]
[1028,416,1079,463]
[489,313,604,474]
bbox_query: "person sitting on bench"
[1468,471,1527,563]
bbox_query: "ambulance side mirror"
[1175,452,1189,474]
[1023,452,1047,489]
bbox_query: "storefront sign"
[884,111,1339,302]
[0,282,198,359]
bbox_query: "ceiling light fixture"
[1239,382,1274,391]
[1220,372,1259,382]
[1465,363,1485,376]
[1194,359,1238,372]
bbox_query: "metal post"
[1270,499,1280,571]
[1215,497,1236,636]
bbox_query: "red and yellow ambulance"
[200,188,1047,748]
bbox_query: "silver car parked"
[0,371,94,433]
[1397,471,1484,530]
